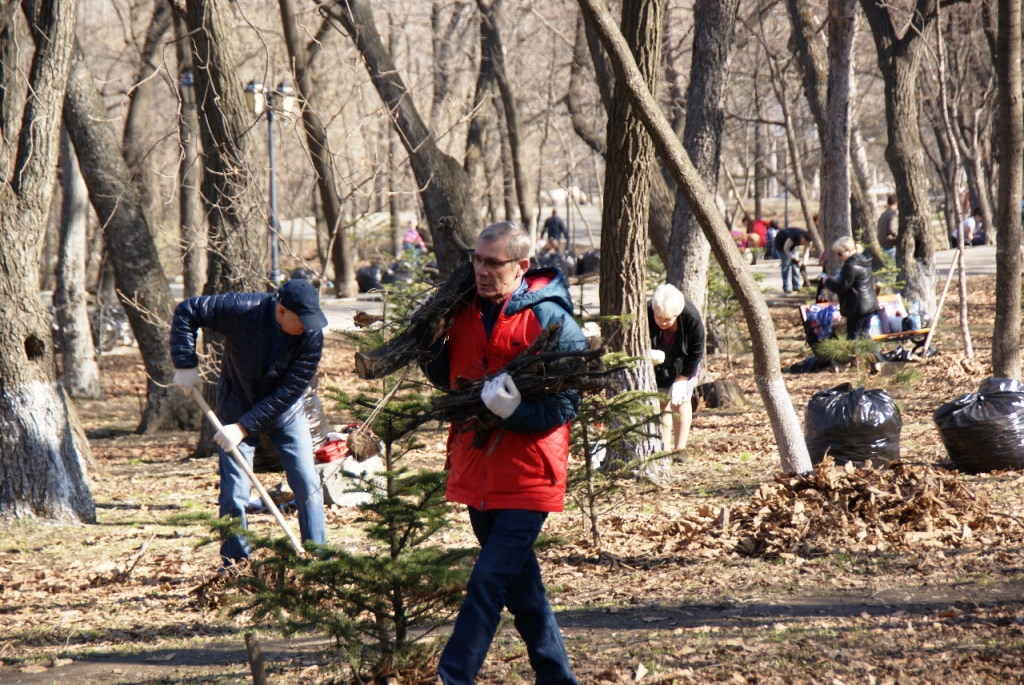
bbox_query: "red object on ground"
[314,439,349,464]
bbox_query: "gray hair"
[651,283,686,319]
[832,236,856,254]
[476,221,532,261]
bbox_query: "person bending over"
[170,279,328,564]
[646,283,705,452]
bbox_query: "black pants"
[846,313,873,340]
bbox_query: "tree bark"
[991,0,1022,378]
[1,0,95,522]
[464,5,497,210]
[665,0,740,316]
[785,0,882,262]
[121,0,172,225]
[278,0,355,296]
[578,0,812,474]
[55,126,101,399]
[479,0,535,232]
[859,0,938,314]
[63,40,199,433]
[0,2,24,181]
[496,102,517,221]
[174,13,205,299]
[326,0,477,275]
[819,0,856,273]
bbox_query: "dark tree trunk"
[666,0,740,314]
[279,0,355,296]
[174,13,205,299]
[326,0,477,274]
[121,0,172,225]
[819,0,856,273]
[479,0,534,231]
[55,126,101,399]
[991,0,1022,378]
[464,4,497,215]
[496,102,517,221]
[859,0,938,314]
[0,0,95,522]
[578,0,812,473]
[63,41,199,433]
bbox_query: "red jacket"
[424,269,587,512]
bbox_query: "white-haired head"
[651,283,686,320]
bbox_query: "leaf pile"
[576,459,1015,562]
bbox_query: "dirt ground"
[1,275,1023,685]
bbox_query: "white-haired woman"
[820,237,877,340]
[647,284,705,452]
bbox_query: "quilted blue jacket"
[170,293,323,435]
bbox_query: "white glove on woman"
[214,423,247,453]
[481,372,522,419]
[173,367,202,394]
[670,379,689,406]
[647,349,666,366]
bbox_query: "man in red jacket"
[424,221,586,685]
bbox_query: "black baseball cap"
[277,279,328,330]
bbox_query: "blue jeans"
[438,509,578,685]
[780,252,802,291]
[218,411,325,562]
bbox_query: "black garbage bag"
[788,355,837,374]
[578,249,600,275]
[253,378,328,472]
[804,382,902,465]
[356,265,382,293]
[933,377,1024,474]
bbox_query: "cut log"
[694,379,747,410]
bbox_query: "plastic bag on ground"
[933,377,1024,474]
[804,382,902,465]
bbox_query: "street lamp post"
[245,79,296,287]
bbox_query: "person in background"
[743,216,768,265]
[542,208,568,251]
[402,221,428,254]
[877,194,898,260]
[820,237,878,340]
[953,207,982,248]
[422,221,585,685]
[765,220,780,259]
[170,279,328,565]
[774,227,811,293]
[646,284,705,452]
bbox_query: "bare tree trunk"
[479,0,534,232]
[991,0,1022,377]
[666,0,740,315]
[63,40,199,433]
[754,121,765,220]
[55,126,100,399]
[464,3,496,215]
[859,0,938,315]
[496,103,517,221]
[819,0,856,273]
[0,0,95,522]
[578,0,812,474]
[122,0,172,225]
[429,0,471,128]
[0,3,24,180]
[326,0,477,274]
[175,14,204,299]
[598,0,665,462]
[934,1,972,358]
[278,0,355,296]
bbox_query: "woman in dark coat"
[822,237,878,340]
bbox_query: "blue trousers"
[780,252,802,291]
[438,508,578,685]
[217,412,325,562]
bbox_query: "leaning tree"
[0,0,95,521]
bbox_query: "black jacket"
[648,300,705,387]
[170,294,323,435]
[824,253,877,318]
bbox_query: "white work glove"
[173,367,202,395]
[647,349,666,366]
[581,322,602,350]
[214,423,247,453]
[670,379,689,407]
[481,372,522,419]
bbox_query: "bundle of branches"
[426,324,623,436]
[354,217,476,380]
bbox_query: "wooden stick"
[921,249,960,354]
[244,633,270,685]
[190,388,305,557]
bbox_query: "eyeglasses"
[469,252,518,270]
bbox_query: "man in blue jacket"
[170,279,328,563]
